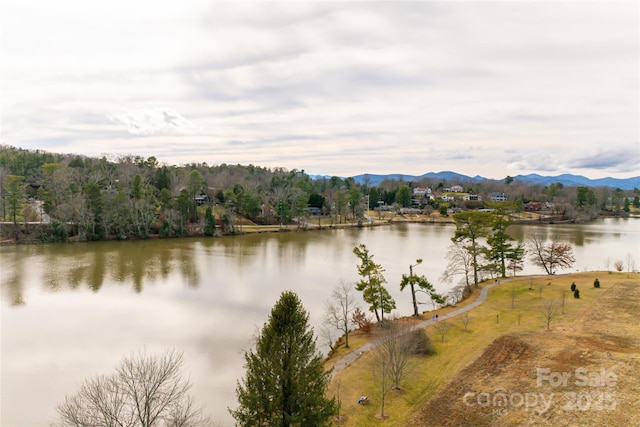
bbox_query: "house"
[525,202,543,211]
[413,187,432,197]
[194,194,210,206]
[490,192,507,202]
[463,194,482,201]
[440,195,455,202]
[450,185,464,193]
[303,207,322,216]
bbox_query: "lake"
[1,218,638,426]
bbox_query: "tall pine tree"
[230,291,335,426]
[353,244,396,322]
[486,205,517,278]
[452,211,493,287]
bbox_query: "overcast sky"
[1,1,638,179]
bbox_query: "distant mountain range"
[318,171,640,190]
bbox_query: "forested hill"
[1,145,638,243]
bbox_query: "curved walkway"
[331,275,546,377]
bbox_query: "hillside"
[326,272,640,426]
[411,277,639,426]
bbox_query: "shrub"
[406,328,436,355]
[594,278,600,288]
[573,289,580,299]
[351,308,373,334]
[570,282,576,292]
[159,219,171,237]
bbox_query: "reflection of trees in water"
[110,241,200,292]
[177,244,199,288]
[1,240,200,303]
[507,224,527,242]
[510,224,589,246]
[210,232,313,271]
[275,232,310,268]
[571,228,585,246]
[2,221,633,305]
[40,245,105,292]
[89,250,106,292]
[1,251,26,306]
[394,222,410,238]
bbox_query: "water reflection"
[513,222,628,247]
[0,240,202,301]
[1,218,639,426]
[2,251,25,306]
[2,219,638,307]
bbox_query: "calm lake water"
[1,218,639,426]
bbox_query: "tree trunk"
[410,283,419,317]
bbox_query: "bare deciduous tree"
[371,325,415,418]
[325,281,357,348]
[440,241,474,294]
[626,253,636,278]
[459,312,471,332]
[383,324,415,390]
[614,260,624,272]
[540,300,558,331]
[370,344,392,420]
[55,349,212,427]
[433,321,453,342]
[320,323,337,353]
[446,284,467,306]
[528,234,576,275]
[537,282,545,299]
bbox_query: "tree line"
[0,146,365,241]
[2,145,638,242]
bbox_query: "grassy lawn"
[326,272,640,426]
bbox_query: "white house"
[490,192,507,202]
[450,185,464,193]
[463,194,482,201]
[413,187,432,197]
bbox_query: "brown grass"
[327,272,640,426]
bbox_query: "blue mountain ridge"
[310,172,640,190]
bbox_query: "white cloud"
[107,108,195,136]
[1,1,638,179]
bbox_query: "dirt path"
[331,275,547,377]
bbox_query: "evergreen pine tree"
[353,244,396,322]
[487,205,519,278]
[452,211,493,287]
[230,291,336,426]
[204,206,215,236]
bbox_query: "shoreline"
[1,211,635,245]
